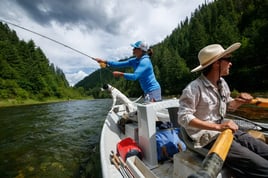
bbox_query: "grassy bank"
[0,96,94,108]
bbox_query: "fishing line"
[0,19,114,85]
[0,19,97,61]
[1,19,119,86]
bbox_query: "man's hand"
[113,71,124,77]
[219,120,238,133]
[228,92,254,111]
[235,92,253,103]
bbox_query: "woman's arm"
[124,57,149,80]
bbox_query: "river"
[0,99,112,178]
[1,99,267,178]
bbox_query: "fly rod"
[0,19,97,61]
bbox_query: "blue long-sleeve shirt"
[107,54,160,93]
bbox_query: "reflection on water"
[0,99,111,178]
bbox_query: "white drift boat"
[100,93,268,178]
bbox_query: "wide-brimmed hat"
[131,41,148,51]
[191,42,241,72]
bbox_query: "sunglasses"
[220,56,232,62]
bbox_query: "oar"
[250,98,268,108]
[111,151,133,178]
[112,151,134,178]
[188,129,233,178]
[110,154,128,178]
[110,155,125,177]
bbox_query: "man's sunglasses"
[220,56,232,62]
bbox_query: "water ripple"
[0,99,111,178]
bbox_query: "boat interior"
[100,99,268,178]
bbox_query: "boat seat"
[180,127,208,157]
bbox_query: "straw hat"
[191,42,241,72]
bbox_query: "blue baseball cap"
[131,41,148,51]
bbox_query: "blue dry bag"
[155,121,186,161]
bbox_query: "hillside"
[0,22,82,102]
[75,0,268,98]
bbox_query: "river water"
[0,99,112,178]
[1,99,267,178]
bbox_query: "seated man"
[178,42,268,178]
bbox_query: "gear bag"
[156,121,186,161]
[117,137,142,161]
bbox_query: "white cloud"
[66,70,89,87]
[0,0,208,86]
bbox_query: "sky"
[0,0,208,86]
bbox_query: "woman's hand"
[113,71,124,77]
[95,58,107,68]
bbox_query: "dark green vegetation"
[0,23,87,105]
[76,0,268,98]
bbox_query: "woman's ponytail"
[147,48,153,57]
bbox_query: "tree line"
[0,23,84,101]
[76,0,267,98]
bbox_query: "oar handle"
[250,99,260,104]
[250,98,268,108]
[110,156,120,170]
[208,129,233,160]
[188,129,233,178]
[111,150,134,178]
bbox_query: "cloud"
[0,0,208,86]
[66,70,89,87]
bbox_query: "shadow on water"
[0,99,112,178]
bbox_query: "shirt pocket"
[195,99,217,121]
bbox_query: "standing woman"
[96,41,161,102]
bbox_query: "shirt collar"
[200,74,223,90]
[200,74,214,88]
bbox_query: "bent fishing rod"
[0,19,97,61]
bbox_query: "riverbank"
[1,93,267,120]
[0,97,94,108]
